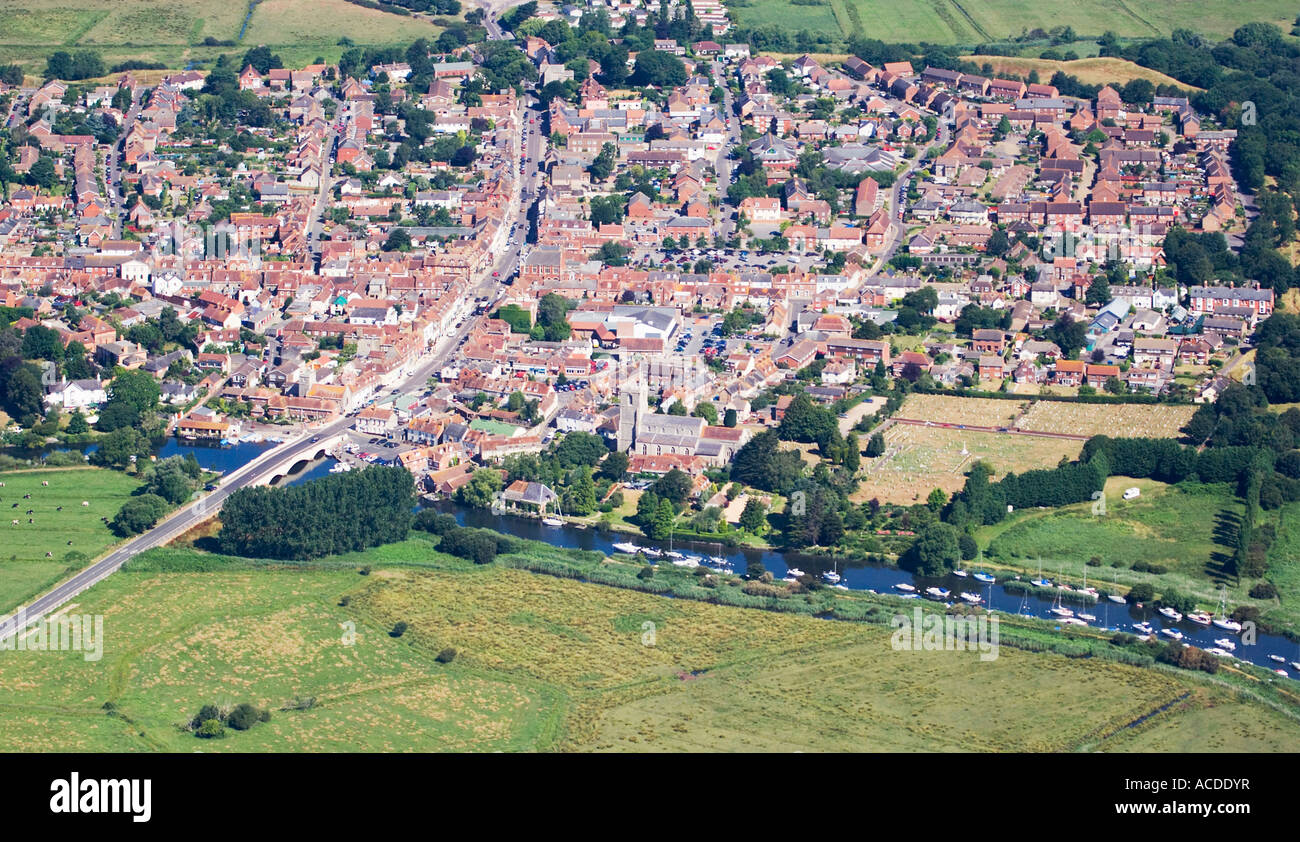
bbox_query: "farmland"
[960,55,1201,90]
[0,0,449,74]
[0,468,142,614]
[1014,401,1197,439]
[727,0,1298,47]
[853,423,1083,504]
[3,539,1298,752]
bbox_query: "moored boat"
[972,572,996,584]
[952,569,968,578]
[1187,611,1212,626]
[894,583,916,593]
[925,586,951,600]
[1160,628,1184,640]
[1107,593,1127,604]
[1158,606,1183,623]
[612,541,641,554]
[959,592,982,604]
[1213,638,1236,650]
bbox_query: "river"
[433,500,1300,677]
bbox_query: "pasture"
[853,423,1082,504]
[0,468,140,613]
[962,55,1201,89]
[728,0,1298,46]
[4,540,1298,752]
[1014,401,1197,439]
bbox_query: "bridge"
[255,433,348,486]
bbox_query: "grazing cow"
[45,552,52,558]
[27,518,32,523]
[41,481,48,487]
[81,501,89,507]
[10,520,17,526]
[23,493,30,499]
[10,503,16,508]
[56,506,62,511]
[25,509,33,515]
[67,540,73,545]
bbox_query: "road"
[106,87,142,237]
[870,117,951,274]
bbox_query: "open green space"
[2,535,1297,752]
[0,468,141,614]
[729,0,1298,46]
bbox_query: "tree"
[739,497,767,533]
[589,143,617,181]
[383,228,412,252]
[598,450,629,482]
[1085,274,1111,307]
[723,408,738,428]
[865,432,886,458]
[565,467,597,515]
[22,325,64,361]
[693,402,718,425]
[843,433,861,472]
[108,370,160,414]
[4,363,44,422]
[777,392,837,445]
[901,523,961,576]
[110,494,169,536]
[554,431,607,467]
[457,469,504,509]
[66,409,89,435]
[654,468,693,507]
[631,50,687,87]
[730,430,805,494]
[646,497,677,540]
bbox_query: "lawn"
[2,537,1298,752]
[896,393,1027,428]
[728,0,1299,46]
[853,423,1082,504]
[0,468,142,614]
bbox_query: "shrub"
[436,647,457,663]
[190,704,222,729]
[1249,582,1278,599]
[413,510,457,535]
[195,719,226,739]
[226,703,269,731]
[637,564,655,580]
[1127,583,1155,603]
[390,621,408,638]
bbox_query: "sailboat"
[540,493,564,527]
[1031,558,1052,588]
[1211,586,1243,633]
[1048,587,1074,619]
[1077,564,1098,599]
[822,561,842,584]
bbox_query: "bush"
[226,703,269,731]
[438,526,502,564]
[413,510,457,535]
[436,647,457,663]
[190,704,222,729]
[1127,583,1155,603]
[110,494,170,537]
[1249,582,1278,599]
[958,533,977,560]
[195,719,226,739]
[637,564,655,580]
[390,621,408,638]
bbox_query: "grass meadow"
[2,533,1298,752]
[0,468,141,614]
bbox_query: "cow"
[81,501,89,507]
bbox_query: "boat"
[1160,628,1184,640]
[1268,654,1286,664]
[833,584,850,591]
[1049,606,1075,618]
[786,567,806,578]
[1211,586,1242,632]
[894,583,916,593]
[672,556,700,569]
[952,569,968,578]
[1187,611,1212,626]
[1077,612,1097,622]
[1032,577,1053,588]
[665,550,686,560]
[1133,622,1155,635]
[1060,617,1088,626]
[1290,662,1300,672]
[611,541,641,554]
[822,570,842,584]
[541,517,564,527]
[1214,638,1237,651]
[900,593,920,599]
[640,547,663,558]
[925,586,951,600]
[1274,669,1289,677]
[1107,593,1127,605]
[1158,606,1183,623]
[959,592,983,604]
[972,572,996,584]
[707,555,729,567]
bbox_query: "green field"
[0,468,141,614]
[977,476,1300,633]
[0,0,449,74]
[730,0,1299,46]
[2,536,1298,752]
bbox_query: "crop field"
[0,0,447,73]
[962,55,1201,89]
[4,541,1298,752]
[853,423,1082,504]
[727,0,1298,46]
[0,468,141,614]
[895,393,1026,428]
[1015,401,1196,439]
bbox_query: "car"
[204,483,217,492]
[310,435,320,443]
[493,270,500,277]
